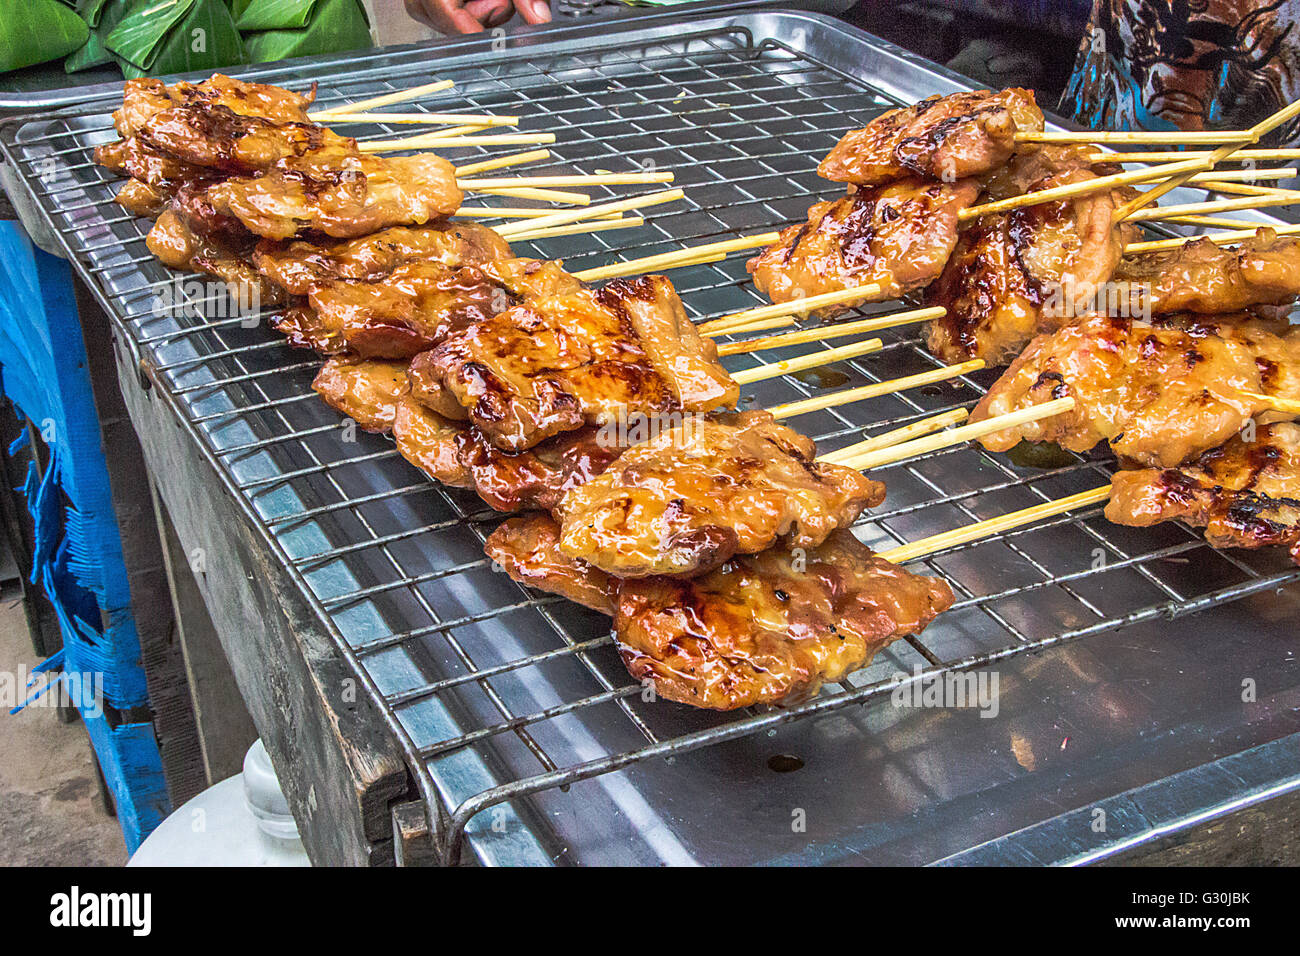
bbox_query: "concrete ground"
[0,585,127,866]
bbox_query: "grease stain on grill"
[767,753,805,773]
[794,367,849,389]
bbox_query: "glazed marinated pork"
[748,178,980,315]
[253,223,512,295]
[485,514,953,710]
[455,425,622,513]
[617,529,954,709]
[485,514,615,614]
[311,357,410,433]
[415,274,738,452]
[554,410,885,577]
[925,150,1141,365]
[818,88,1043,187]
[135,104,352,176]
[970,313,1300,468]
[1107,423,1300,565]
[392,395,475,488]
[147,210,286,308]
[1113,227,1300,316]
[112,75,315,139]
[204,151,463,240]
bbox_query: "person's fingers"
[406,0,488,33]
[465,0,515,28]
[515,0,552,24]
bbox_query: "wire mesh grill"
[5,20,1299,865]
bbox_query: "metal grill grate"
[5,15,1298,865]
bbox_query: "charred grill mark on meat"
[818,88,1043,187]
[970,313,1300,468]
[554,410,886,577]
[1107,422,1300,565]
[749,178,980,316]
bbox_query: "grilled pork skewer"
[969,312,1300,468]
[1111,227,1300,317]
[485,513,954,710]
[747,177,981,317]
[1107,422,1300,565]
[816,88,1044,187]
[552,409,885,577]
[923,146,1142,365]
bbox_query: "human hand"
[405,0,550,34]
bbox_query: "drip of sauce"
[794,368,850,389]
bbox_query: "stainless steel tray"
[3,8,1298,866]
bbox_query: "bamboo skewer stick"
[768,360,985,419]
[1084,148,1300,163]
[697,283,882,335]
[838,398,1077,471]
[729,338,885,386]
[1182,167,1299,184]
[1159,215,1272,229]
[359,125,489,150]
[1113,100,1300,223]
[572,232,780,282]
[455,206,625,219]
[322,111,519,127]
[453,149,552,176]
[364,132,557,149]
[1018,129,1250,145]
[818,410,970,463]
[1123,223,1300,254]
[880,485,1114,564]
[960,158,1212,221]
[456,173,674,188]
[1123,191,1300,222]
[309,79,456,118]
[1192,179,1295,197]
[495,189,686,239]
[714,307,945,355]
[464,185,590,205]
[510,217,645,241]
[1239,390,1300,415]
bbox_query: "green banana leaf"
[229,0,254,20]
[106,0,245,78]
[235,0,318,31]
[0,0,90,73]
[240,0,371,65]
[65,0,131,73]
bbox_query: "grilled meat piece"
[95,136,214,192]
[617,528,954,710]
[205,151,463,240]
[456,425,622,513]
[925,154,1141,365]
[113,74,315,138]
[484,513,616,614]
[137,104,351,176]
[1107,422,1300,564]
[311,357,409,433]
[253,223,512,295]
[392,395,474,487]
[818,88,1044,187]
[970,313,1300,468]
[482,514,953,710]
[419,274,737,452]
[146,210,286,308]
[1113,227,1300,316]
[270,305,347,354]
[293,258,570,362]
[748,178,980,315]
[554,410,886,577]
[115,180,171,218]
[306,261,514,360]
